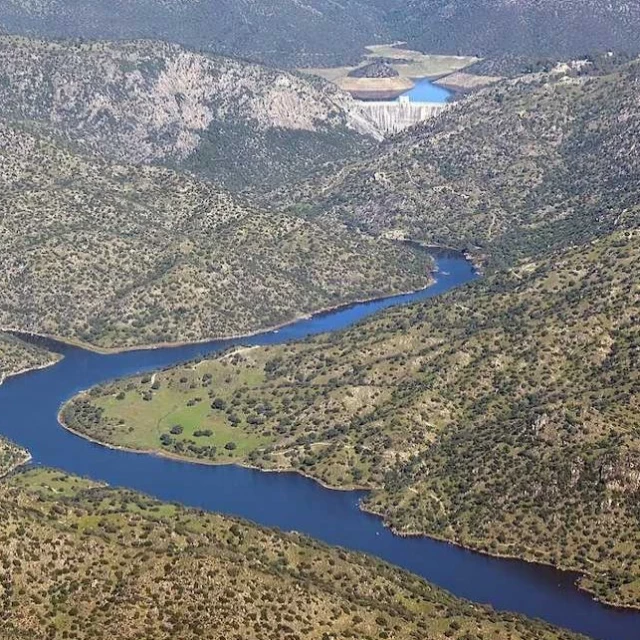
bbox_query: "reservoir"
[397,77,452,102]
[1,250,638,640]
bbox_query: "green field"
[63,348,280,463]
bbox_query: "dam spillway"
[356,99,449,136]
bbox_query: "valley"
[0,254,637,640]
[0,118,432,349]
[0,6,638,640]
[279,59,640,269]
[0,446,586,640]
[63,229,640,611]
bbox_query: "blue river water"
[1,250,638,640]
[397,77,452,103]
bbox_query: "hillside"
[0,438,30,477]
[0,461,584,640]
[0,334,58,385]
[0,119,432,349]
[4,0,640,66]
[388,0,640,59]
[282,60,640,269]
[64,229,640,607]
[0,36,380,191]
[0,0,392,68]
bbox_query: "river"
[1,249,638,640]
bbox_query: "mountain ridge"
[389,0,640,59]
[278,59,640,269]
[0,36,380,192]
[0,0,392,67]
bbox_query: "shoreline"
[57,407,640,614]
[359,502,640,614]
[3,275,436,358]
[0,354,63,389]
[0,450,33,480]
[2,239,475,361]
[57,410,371,493]
[12,245,633,617]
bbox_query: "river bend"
[1,250,638,640]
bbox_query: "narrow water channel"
[1,250,638,640]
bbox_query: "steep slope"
[66,229,640,607]
[388,0,640,59]
[0,36,380,191]
[0,465,583,640]
[283,60,640,268]
[0,0,391,67]
[0,119,432,349]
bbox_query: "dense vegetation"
[0,36,380,192]
[387,0,640,59]
[0,333,58,385]
[3,0,640,67]
[0,0,394,67]
[280,60,640,269]
[0,463,584,640]
[65,229,640,607]
[0,119,432,349]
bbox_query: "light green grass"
[85,352,276,461]
[8,468,100,496]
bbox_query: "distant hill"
[0,119,431,349]
[282,60,640,268]
[0,0,392,67]
[388,0,640,59]
[0,37,380,192]
[3,0,640,67]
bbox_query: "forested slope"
[283,61,640,269]
[0,464,584,640]
[66,229,640,607]
[0,0,391,67]
[0,120,431,349]
[388,0,640,59]
[4,0,640,66]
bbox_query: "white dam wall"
[356,101,449,137]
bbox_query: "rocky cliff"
[0,36,381,190]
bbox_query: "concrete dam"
[356,98,449,137]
